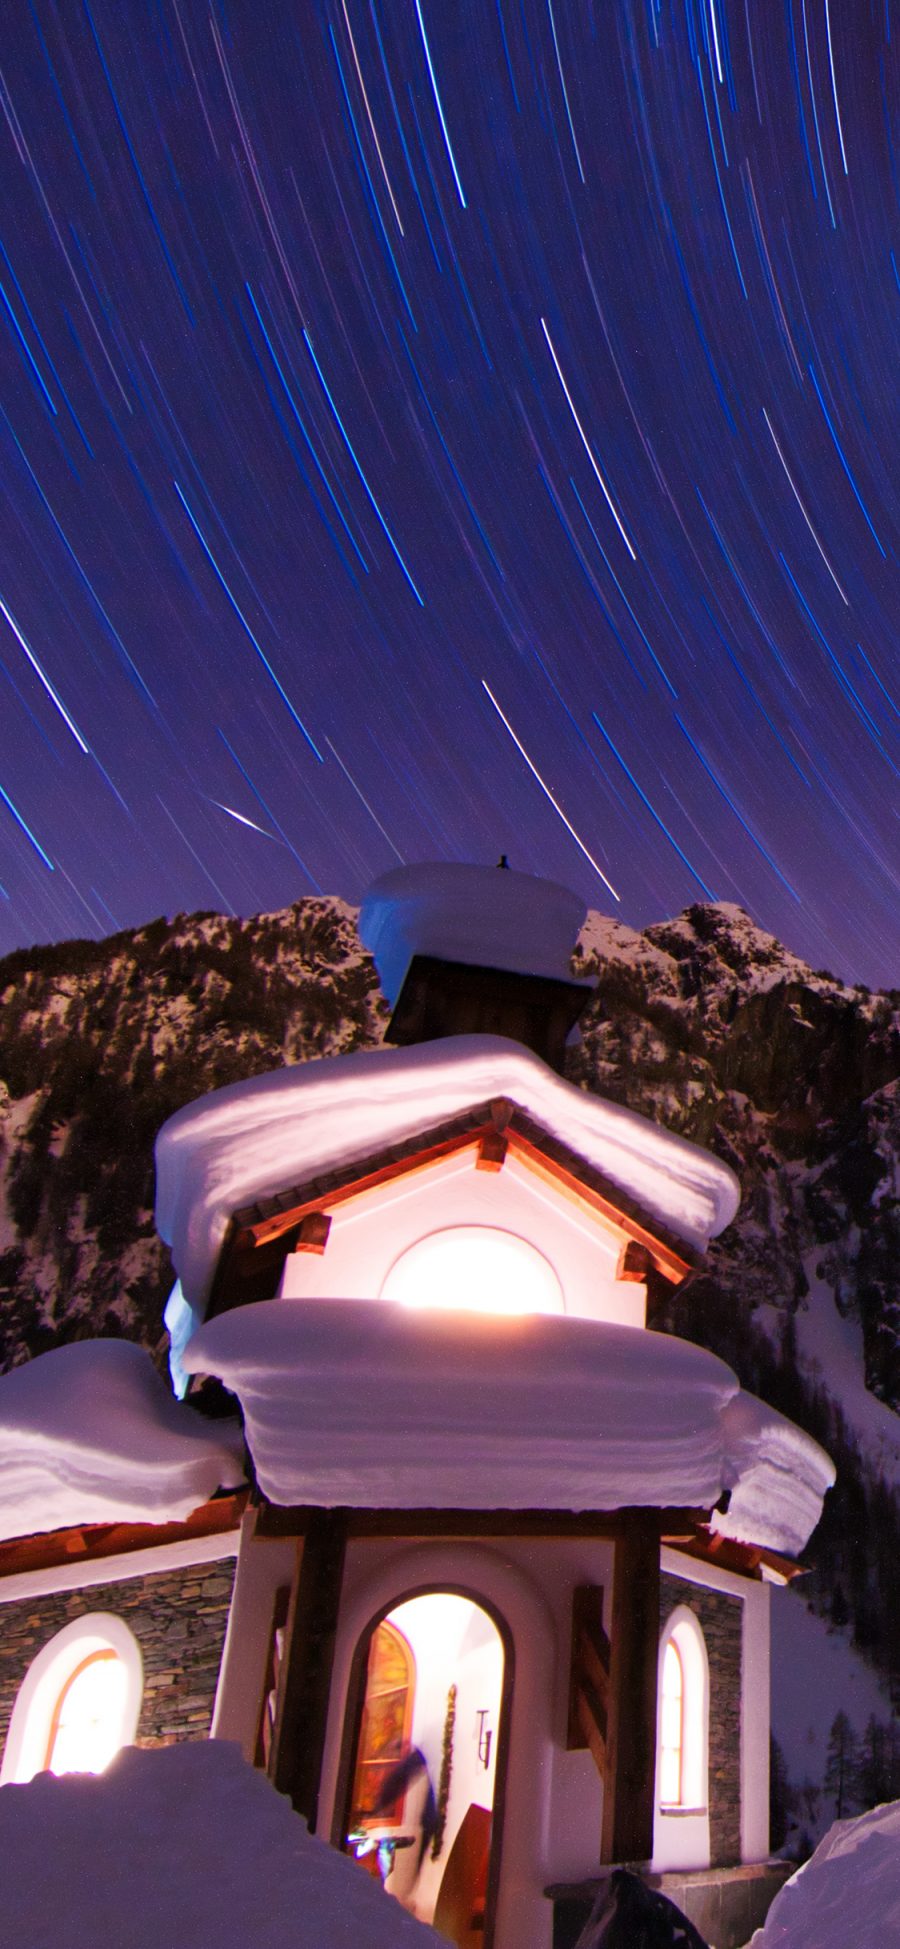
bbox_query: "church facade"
[0,864,833,1949]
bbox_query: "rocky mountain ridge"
[1,894,898,1768]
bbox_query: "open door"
[344,1591,507,1946]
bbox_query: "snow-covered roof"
[754,1798,900,1947]
[0,1739,444,1949]
[156,1035,741,1313]
[358,860,592,1004]
[0,1340,244,1543]
[184,1300,833,1555]
[713,1390,836,1559]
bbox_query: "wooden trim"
[476,1131,508,1172]
[567,1585,610,1780]
[239,1130,493,1250]
[292,1212,331,1254]
[270,1510,348,1826]
[0,1490,248,1583]
[253,1504,710,1542]
[255,1584,291,1769]
[504,1129,691,1282]
[221,1105,694,1284]
[600,1524,661,1865]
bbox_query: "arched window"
[656,1606,709,1813]
[659,1639,684,1806]
[380,1226,564,1317]
[0,1614,143,1786]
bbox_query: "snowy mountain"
[1,893,897,1822]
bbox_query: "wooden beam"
[567,1585,610,1781]
[292,1212,332,1254]
[505,1130,691,1282]
[476,1130,508,1172]
[269,1509,348,1828]
[253,1503,711,1543]
[0,1490,248,1583]
[600,1523,660,1866]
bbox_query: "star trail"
[0,2,896,985]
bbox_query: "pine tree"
[856,1715,890,1810]
[823,1710,858,1819]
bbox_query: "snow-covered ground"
[751,1799,900,1945]
[795,1259,900,1486]
[0,1740,446,1947]
[770,1584,888,1818]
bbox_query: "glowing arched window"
[45,1649,129,1777]
[0,1613,143,1787]
[657,1608,708,1814]
[381,1226,564,1317]
[659,1640,684,1805]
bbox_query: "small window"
[658,1640,684,1806]
[657,1607,708,1813]
[0,1614,143,1786]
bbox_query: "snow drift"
[751,1799,900,1944]
[0,1739,446,1948]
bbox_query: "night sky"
[0,2,897,986]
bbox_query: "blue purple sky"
[0,2,897,984]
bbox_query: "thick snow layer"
[751,1800,900,1945]
[184,1300,830,1549]
[156,1035,741,1312]
[0,1339,245,1542]
[0,1739,445,1949]
[713,1390,835,1559]
[358,860,592,1002]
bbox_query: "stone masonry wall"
[660,1569,743,1867]
[0,1555,235,1764]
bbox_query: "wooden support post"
[600,1523,660,1866]
[270,1508,348,1829]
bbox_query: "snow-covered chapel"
[0,863,834,1948]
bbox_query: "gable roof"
[156,1034,740,1314]
[228,1101,696,1281]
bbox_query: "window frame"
[656,1604,709,1818]
[0,1612,143,1786]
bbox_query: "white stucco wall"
[280,1148,647,1328]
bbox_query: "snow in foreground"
[751,1799,900,1944]
[0,1739,446,1948]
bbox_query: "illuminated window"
[381,1226,564,1317]
[45,1649,130,1777]
[657,1608,708,1813]
[0,1614,143,1786]
[659,1640,684,1805]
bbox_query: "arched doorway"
[343,1591,508,1948]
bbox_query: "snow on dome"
[0,1339,245,1543]
[0,1739,445,1949]
[751,1799,900,1945]
[714,1390,836,1561]
[184,1301,832,1554]
[358,860,592,1004]
[156,1035,741,1314]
